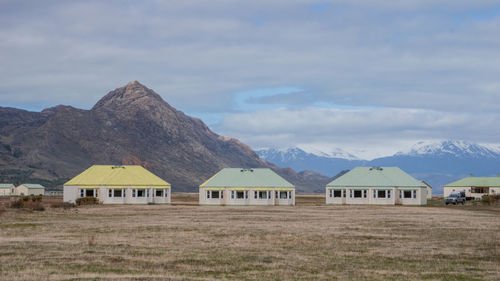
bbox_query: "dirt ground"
[0,194,498,280]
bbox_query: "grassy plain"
[0,194,498,281]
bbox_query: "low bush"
[10,198,25,209]
[481,194,500,205]
[10,197,45,211]
[32,203,45,211]
[31,195,42,202]
[0,206,6,215]
[76,197,98,206]
[50,202,76,209]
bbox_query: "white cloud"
[215,106,500,159]
[0,0,499,153]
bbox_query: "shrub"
[32,203,45,212]
[10,198,25,209]
[481,194,500,205]
[76,197,98,206]
[0,206,6,215]
[31,195,42,202]
[50,202,76,209]
[10,198,45,211]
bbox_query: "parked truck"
[445,192,466,205]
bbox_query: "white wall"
[64,186,171,204]
[199,188,294,206]
[326,187,426,206]
[16,185,44,196]
[0,187,13,196]
[63,186,79,203]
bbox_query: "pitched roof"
[21,184,45,189]
[200,168,294,188]
[445,176,500,187]
[326,167,425,187]
[0,183,14,188]
[64,165,170,186]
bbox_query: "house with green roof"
[0,183,15,196]
[64,165,171,204]
[199,168,295,206]
[444,175,500,199]
[326,167,427,205]
[16,184,45,196]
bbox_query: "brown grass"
[0,194,498,280]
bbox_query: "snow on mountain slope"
[395,140,500,158]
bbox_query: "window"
[350,190,366,198]
[207,190,221,199]
[376,190,387,199]
[81,189,96,198]
[156,189,165,197]
[279,191,290,199]
[108,189,124,198]
[132,189,148,198]
[403,190,412,198]
[412,190,417,199]
[387,190,391,198]
[353,190,362,198]
[333,190,343,198]
[86,189,95,197]
[155,189,168,197]
[329,189,333,198]
[232,190,247,199]
[255,191,269,199]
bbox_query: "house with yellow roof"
[199,168,295,206]
[63,165,171,204]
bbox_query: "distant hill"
[257,141,500,194]
[0,81,331,192]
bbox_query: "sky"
[1,0,500,159]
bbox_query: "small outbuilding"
[199,168,295,206]
[326,167,427,206]
[444,175,500,199]
[16,184,45,196]
[0,183,15,196]
[63,165,171,204]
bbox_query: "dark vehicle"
[445,192,466,205]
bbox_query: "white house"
[444,175,500,199]
[63,165,171,204]
[326,167,427,206]
[0,183,15,196]
[199,168,295,206]
[16,184,45,196]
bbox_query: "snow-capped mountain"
[257,140,500,194]
[256,147,364,177]
[395,140,500,158]
[296,145,360,160]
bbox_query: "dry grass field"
[0,194,499,281]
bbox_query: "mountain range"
[0,81,331,193]
[257,140,500,194]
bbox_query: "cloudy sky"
[1,0,499,159]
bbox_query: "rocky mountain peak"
[91,81,166,112]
